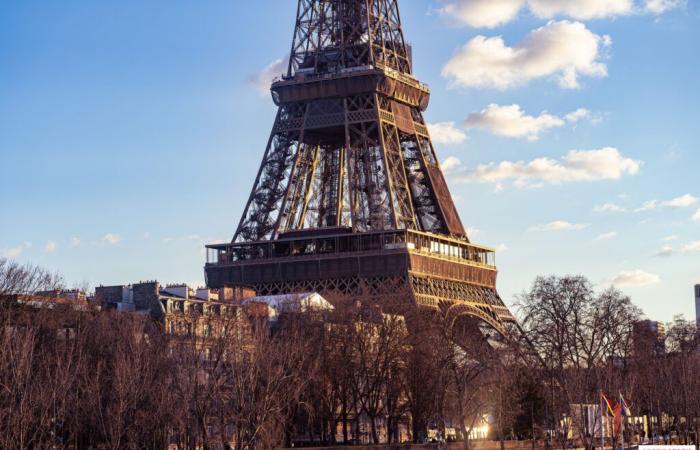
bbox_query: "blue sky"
[1,0,698,322]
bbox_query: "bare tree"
[0,258,64,296]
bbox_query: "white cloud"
[595,232,618,241]
[529,221,588,232]
[1,246,23,259]
[428,122,468,145]
[652,246,675,257]
[662,235,679,242]
[610,269,660,288]
[635,194,698,212]
[45,241,57,253]
[1,241,32,259]
[443,21,610,90]
[465,227,481,237]
[249,57,287,95]
[438,0,525,28]
[464,104,575,141]
[496,243,509,252]
[693,209,700,223]
[437,0,678,28]
[645,0,686,14]
[444,147,640,188]
[564,108,592,123]
[663,194,697,208]
[102,233,122,245]
[683,241,700,253]
[441,156,463,172]
[593,203,627,213]
[635,200,659,212]
[70,237,82,247]
[528,0,634,20]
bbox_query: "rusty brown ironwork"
[208,0,516,333]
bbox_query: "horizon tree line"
[0,257,698,449]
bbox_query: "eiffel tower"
[205,0,515,333]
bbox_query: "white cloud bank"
[1,242,32,259]
[465,104,590,141]
[442,21,611,90]
[428,122,468,144]
[652,246,675,257]
[438,0,524,28]
[102,233,122,245]
[529,221,588,232]
[635,194,698,212]
[593,203,627,213]
[645,0,687,14]
[610,269,660,288]
[683,241,700,253]
[437,0,683,28]
[443,147,641,189]
[249,57,288,95]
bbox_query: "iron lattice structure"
[206,0,515,333]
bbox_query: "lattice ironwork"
[213,0,516,334]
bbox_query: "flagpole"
[620,393,625,450]
[600,391,605,450]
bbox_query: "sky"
[1,0,698,322]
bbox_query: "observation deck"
[271,64,431,111]
[205,229,513,328]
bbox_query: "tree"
[518,275,641,450]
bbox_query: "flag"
[601,393,616,417]
[619,393,632,417]
[613,401,622,435]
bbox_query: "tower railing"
[206,229,495,270]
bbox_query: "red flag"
[613,402,622,434]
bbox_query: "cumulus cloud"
[464,104,589,141]
[441,156,463,172]
[442,21,610,90]
[645,0,686,14]
[45,241,57,253]
[428,122,468,145]
[594,203,627,213]
[528,0,634,19]
[635,194,698,212]
[652,246,675,257]
[693,209,700,223]
[564,108,592,123]
[70,237,82,247]
[465,227,481,237]
[1,246,24,259]
[437,0,524,28]
[443,147,640,189]
[529,221,588,232]
[683,241,700,253]
[1,242,32,259]
[664,194,698,208]
[249,57,288,95]
[437,0,680,28]
[610,269,660,288]
[595,232,618,241]
[102,233,122,245]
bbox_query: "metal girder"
[224,0,516,335]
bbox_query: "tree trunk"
[370,414,379,444]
